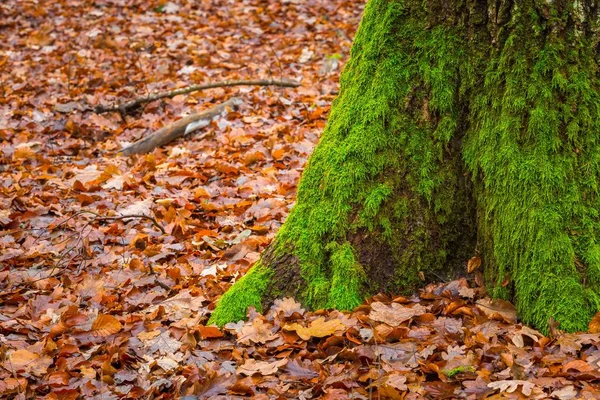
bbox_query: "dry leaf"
[476,298,517,323]
[197,326,224,339]
[238,318,278,345]
[91,314,122,336]
[5,349,53,376]
[488,380,535,396]
[271,297,305,317]
[550,385,578,400]
[467,256,482,273]
[237,358,287,376]
[283,317,345,340]
[588,311,600,333]
[368,302,427,326]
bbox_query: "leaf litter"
[1,0,600,398]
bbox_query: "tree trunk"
[209,0,600,333]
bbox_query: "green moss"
[463,0,600,332]
[442,365,476,378]
[270,0,466,311]
[360,184,393,228]
[207,263,273,327]
[326,242,365,310]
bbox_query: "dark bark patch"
[348,229,400,295]
[260,245,307,311]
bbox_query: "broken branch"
[94,78,299,114]
[119,97,243,156]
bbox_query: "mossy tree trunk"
[209,0,600,333]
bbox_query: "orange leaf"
[6,349,52,376]
[91,314,122,337]
[271,148,286,160]
[197,326,224,339]
[588,311,600,333]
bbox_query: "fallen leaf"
[588,311,600,333]
[550,385,578,400]
[368,302,427,326]
[237,358,287,376]
[238,318,278,345]
[5,349,52,376]
[488,380,535,396]
[476,298,517,323]
[271,297,305,317]
[90,314,122,336]
[467,256,482,273]
[284,317,345,340]
[197,325,224,339]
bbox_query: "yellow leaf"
[283,317,345,340]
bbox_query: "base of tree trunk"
[210,0,600,333]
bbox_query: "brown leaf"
[0,377,28,394]
[467,256,482,273]
[368,302,427,327]
[237,358,287,376]
[271,297,305,318]
[488,380,535,396]
[238,318,278,345]
[197,325,224,339]
[476,298,517,323]
[282,359,318,379]
[562,360,594,373]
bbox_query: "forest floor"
[1,0,600,399]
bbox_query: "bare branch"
[94,78,300,114]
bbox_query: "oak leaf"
[271,297,305,318]
[238,318,278,345]
[368,302,427,327]
[488,380,535,396]
[283,317,345,340]
[237,358,287,376]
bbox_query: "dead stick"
[95,79,299,114]
[119,97,243,156]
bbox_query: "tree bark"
[209,0,600,333]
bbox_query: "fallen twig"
[94,78,300,114]
[74,210,166,234]
[119,97,243,156]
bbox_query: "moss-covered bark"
[209,0,600,333]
